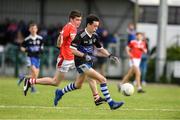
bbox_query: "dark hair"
[69,10,82,20]
[86,14,99,26]
[29,23,37,28]
[136,32,142,35]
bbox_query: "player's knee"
[54,81,60,86]
[135,70,141,76]
[99,77,107,84]
[76,84,82,89]
[52,79,61,86]
[75,82,83,89]
[129,72,134,77]
[31,74,37,79]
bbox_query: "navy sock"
[62,83,77,94]
[100,83,114,106]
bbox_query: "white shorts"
[56,57,75,73]
[129,58,141,67]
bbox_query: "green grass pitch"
[0,77,180,119]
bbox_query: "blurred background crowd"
[0,0,180,84]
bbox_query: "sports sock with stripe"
[100,83,114,106]
[62,82,77,94]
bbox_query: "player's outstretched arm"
[70,48,92,62]
[97,48,110,57]
[98,48,120,63]
[70,47,84,58]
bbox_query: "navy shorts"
[76,63,93,74]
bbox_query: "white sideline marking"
[0,105,179,112]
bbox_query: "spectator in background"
[6,19,18,43]
[94,27,109,75]
[127,23,136,44]
[139,33,149,86]
[96,28,109,48]
[18,20,29,38]
[47,25,57,46]
[14,30,24,45]
[0,18,10,45]
[0,18,63,47]
[38,25,48,45]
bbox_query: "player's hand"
[109,54,120,63]
[24,47,30,52]
[128,53,133,59]
[83,54,92,62]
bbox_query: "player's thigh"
[129,58,141,68]
[30,66,39,78]
[55,58,74,81]
[53,70,65,81]
[84,68,106,83]
[133,66,141,76]
[126,67,134,77]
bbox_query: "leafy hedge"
[147,46,180,84]
[167,46,180,61]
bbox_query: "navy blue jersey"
[22,35,44,57]
[70,29,102,66]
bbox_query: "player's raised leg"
[88,79,106,106]
[54,73,86,106]
[84,68,124,110]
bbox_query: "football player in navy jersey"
[18,23,44,95]
[54,14,124,110]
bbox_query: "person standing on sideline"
[140,33,149,86]
[127,23,136,44]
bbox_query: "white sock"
[138,86,142,90]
